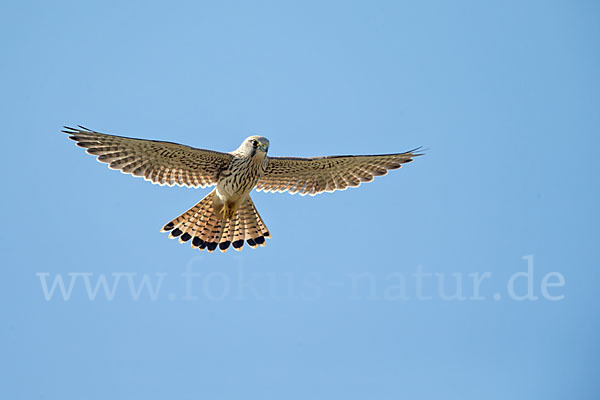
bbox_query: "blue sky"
[1,1,599,399]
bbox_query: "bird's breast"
[216,157,265,200]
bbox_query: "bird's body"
[63,126,422,252]
[214,136,269,220]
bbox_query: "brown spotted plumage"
[256,154,419,195]
[63,125,422,252]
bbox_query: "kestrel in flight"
[63,126,422,252]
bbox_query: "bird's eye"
[252,140,259,147]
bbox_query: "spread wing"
[63,126,232,188]
[256,150,422,196]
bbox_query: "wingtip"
[61,125,93,134]
[61,125,77,134]
[408,146,426,156]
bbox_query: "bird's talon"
[221,204,234,220]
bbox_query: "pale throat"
[252,152,267,166]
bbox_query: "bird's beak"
[260,143,268,152]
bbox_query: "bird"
[63,126,422,253]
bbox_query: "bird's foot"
[221,204,235,220]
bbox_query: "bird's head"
[238,135,270,158]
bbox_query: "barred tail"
[161,191,270,253]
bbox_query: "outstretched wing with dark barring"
[257,150,422,196]
[63,126,232,188]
